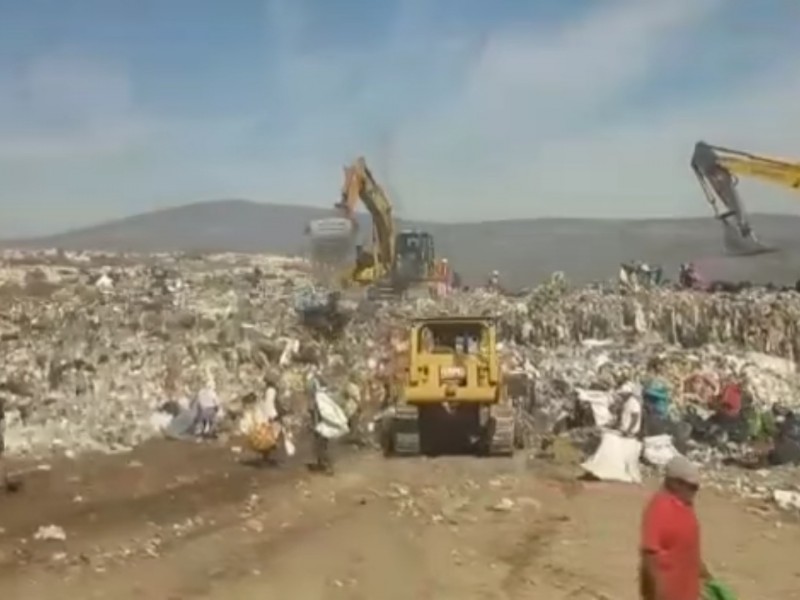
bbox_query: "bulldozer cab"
[406,317,499,403]
[394,231,435,281]
[417,320,489,355]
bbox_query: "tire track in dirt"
[499,511,617,599]
[1,454,380,599]
[498,513,565,594]
[0,438,364,582]
[496,471,616,600]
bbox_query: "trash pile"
[0,249,373,457]
[2,248,800,499]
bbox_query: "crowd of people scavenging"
[618,260,800,293]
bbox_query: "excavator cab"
[394,231,436,282]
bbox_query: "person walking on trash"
[194,377,220,438]
[640,456,712,600]
[0,398,21,493]
[342,377,366,447]
[243,373,293,465]
[618,381,643,438]
[306,375,350,475]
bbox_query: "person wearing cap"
[306,376,338,475]
[487,270,500,291]
[618,382,643,438]
[640,456,711,600]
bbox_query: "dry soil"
[1,440,798,599]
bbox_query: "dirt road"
[1,440,798,599]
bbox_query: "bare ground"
[1,440,799,599]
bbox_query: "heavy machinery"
[307,157,448,295]
[381,317,518,457]
[691,141,800,256]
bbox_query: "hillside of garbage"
[2,248,800,509]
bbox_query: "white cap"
[665,456,700,486]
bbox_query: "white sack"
[283,430,297,457]
[642,434,680,466]
[314,390,350,440]
[576,389,614,428]
[581,430,642,484]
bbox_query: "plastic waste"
[163,404,200,440]
[702,578,737,600]
[642,434,680,466]
[575,389,614,428]
[247,422,279,453]
[314,389,350,440]
[581,430,642,483]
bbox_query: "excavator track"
[487,405,516,456]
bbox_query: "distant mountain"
[4,199,800,287]
[2,200,338,256]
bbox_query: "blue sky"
[0,0,799,236]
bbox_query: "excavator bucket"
[691,141,792,257]
[307,216,356,243]
[307,217,357,266]
[720,221,776,256]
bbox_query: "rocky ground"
[4,248,800,598]
[3,440,799,600]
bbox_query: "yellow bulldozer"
[380,316,519,457]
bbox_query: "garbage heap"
[2,252,800,465]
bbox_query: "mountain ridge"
[4,199,800,286]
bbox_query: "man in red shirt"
[640,456,710,600]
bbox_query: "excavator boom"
[306,156,447,294]
[690,141,800,255]
[337,157,396,279]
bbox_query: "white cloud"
[385,0,800,220]
[0,54,156,161]
[22,54,133,122]
[457,0,719,125]
[248,0,800,224]
[1,0,800,236]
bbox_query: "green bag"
[702,578,737,600]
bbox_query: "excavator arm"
[307,155,445,293]
[337,157,396,279]
[690,141,800,255]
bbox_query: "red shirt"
[717,383,742,418]
[640,490,701,600]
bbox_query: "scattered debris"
[33,525,66,542]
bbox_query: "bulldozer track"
[390,405,421,455]
[489,405,516,456]
[387,403,516,457]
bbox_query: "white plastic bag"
[283,431,296,457]
[314,390,350,439]
[581,430,642,483]
[576,389,614,427]
[642,434,679,466]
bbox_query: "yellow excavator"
[309,157,448,294]
[691,141,800,255]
